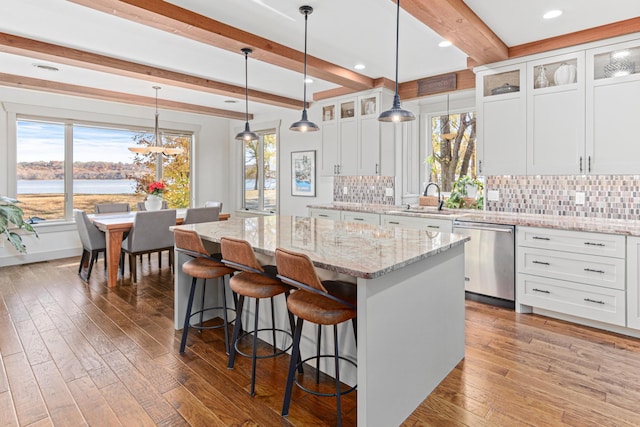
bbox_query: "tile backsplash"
[486,175,640,220]
[333,176,395,204]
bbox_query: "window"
[16,117,192,222]
[427,110,477,192]
[243,129,277,212]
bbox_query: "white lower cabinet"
[381,214,453,233]
[627,237,640,330]
[309,208,341,221]
[517,226,626,327]
[341,211,380,225]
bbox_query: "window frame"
[240,123,279,213]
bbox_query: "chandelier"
[128,86,184,156]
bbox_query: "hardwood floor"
[1,256,640,426]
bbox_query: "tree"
[428,111,477,191]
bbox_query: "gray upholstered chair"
[137,200,169,211]
[182,206,220,225]
[120,209,177,283]
[75,209,106,281]
[203,201,223,211]
[95,203,130,214]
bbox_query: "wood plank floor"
[1,256,640,426]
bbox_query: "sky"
[17,120,146,163]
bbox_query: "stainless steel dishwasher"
[452,219,515,308]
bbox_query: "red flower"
[148,181,166,196]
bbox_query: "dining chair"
[136,200,169,211]
[74,209,106,281]
[95,203,130,214]
[120,209,177,283]
[182,206,220,225]
[275,247,357,426]
[203,201,223,211]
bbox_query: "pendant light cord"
[244,50,249,121]
[153,86,160,148]
[394,0,400,97]
[302,10,309,112]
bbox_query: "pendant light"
[289,5,319,133]
[378,0,415,123]
[235,48,259,141]
[128,86,184,155]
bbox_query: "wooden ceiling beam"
[509,17,640,59]
[67,0,374,91]
[0,32,301,110]
[399,69,475,100]
[400,0,509,65]
[313,78,396,102]
[0,72,249,120]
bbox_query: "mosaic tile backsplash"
[333,176,395,204]
[486,175,640,220]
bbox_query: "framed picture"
[291,150,316,197]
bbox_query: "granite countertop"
[173,215,469,279]
[308,202,640,236]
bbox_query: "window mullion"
[65,123,74,220]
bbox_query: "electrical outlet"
[385,187,394,197]
[576,192,585,205]
[487,190,499,201]
[343,186,348,195]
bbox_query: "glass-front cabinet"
[586,39,640,175]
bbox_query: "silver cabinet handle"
[532,236,550,241]
[584,268,605,274]
[588,155,591,173]
[388,221,400,224]
[375,163,379,174]
[352,218,364,221]
[584,242,605,247]
[532,288,550,294]
[532,260,550,265]
[427,225,440,229]
[579,156,583,173]
[319,214,329,217]
[478,160,483,174]
[584,298,604,304]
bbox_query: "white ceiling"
[1,0,639,116]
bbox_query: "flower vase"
[145,194,163,211]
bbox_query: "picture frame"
[291,150,316,197]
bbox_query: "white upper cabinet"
[476,64,527,176]
[526,52,586,175]
[586,40,640,175]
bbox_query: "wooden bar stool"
[275,247,357,427]
[174,229,236,354]
[220,237,298,397]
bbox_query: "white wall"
[0,86,230,266]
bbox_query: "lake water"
[18,179,137,194]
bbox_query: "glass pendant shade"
[236,48,258,141]
[379,0,415,123]
[290,5,319,132]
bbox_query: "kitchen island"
[172,215,469,427]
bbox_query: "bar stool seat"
[174,229,236,354]
[221,237,298,397]
[275,247,357,427]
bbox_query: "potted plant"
[445,176,484,210]
[0,196,38,253]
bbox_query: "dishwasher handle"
[453,222,514,234]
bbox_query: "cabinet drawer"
[341,211,380,225]
[517,226,625,258]
[309,209,341,221]
[518,246,624,290]
[517,273,625,326]
[382,214,452,232]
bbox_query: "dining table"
[91,210,230,288]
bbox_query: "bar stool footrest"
[188,307,236,331]
[234,328,294,359]
[294,355,357,397]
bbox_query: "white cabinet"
[341,211,380,225]
[309,208,341,221]
[517,227,626,326]
[526,52,585,175]
[586,40,640,174]
[319,91,399,176]
[476,64,527,176]
[627,237,640,330]
[381,214,453,233]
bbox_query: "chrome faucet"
[423,182,444,210]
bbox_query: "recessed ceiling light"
[543,9,562,19]
[304,77,314,84]
[438,40,452,48]
[224,99,239,103]
[33,63,59,72]
[354,63,366,70]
